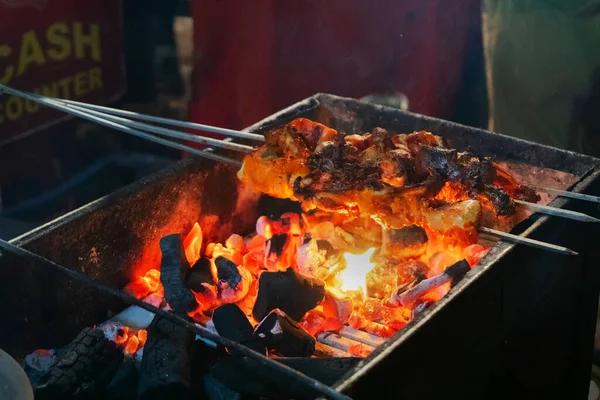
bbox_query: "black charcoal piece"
[445,259,470,287]
[212,304,267,355]
[266,233,288,257]
[257,195,303,220]
[106,360,139,400]
[254,309,316,357]
[214,256,241,288]
[252,267,325,322]
[138,316,195,400]
[159,234,197,313]
[188,257,214,292]
[34,327,123,400]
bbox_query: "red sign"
[0,0,125,146]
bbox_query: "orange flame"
[338,248,377,294]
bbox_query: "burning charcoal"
[183,222,203,265]
[215,256,241,288]
[412,299,434,320]
[138,316,194,400]
[297,239,340,280]
[252,267,326,322]
[366,262,401,299]
[254,309,316,357]
[264,233,294,271]
[25,349,56,373]
[187,257,214,292]
[391,259,470,307]
[267,233,288,257]
[322,288,353,325]
[225,234,246,253]
[214,256,252,304]
[212,304,267,355]
[257,194,303,220]
[34,327,123,400]
[159,234,197,313]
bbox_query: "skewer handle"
[515,200,600,223]
[479,227,578,256]
[532,185,600,204]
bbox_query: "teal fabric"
[483,0,600,153]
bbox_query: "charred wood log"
[138,316,194,400]
[254,309,316,357]
[391,259,470,306]
[34,327,123,400]
[187,257,214,293]
[212,304,267,355]
[252,267,325,322]
[159,234,197,313]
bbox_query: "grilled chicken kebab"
[238,118,539,236]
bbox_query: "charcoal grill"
[1,94,600,399]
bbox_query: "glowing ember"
[338,248,376,294]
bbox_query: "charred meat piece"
[415,146,462,180]
[240,118,534,232]
[252,267,326,322]
[287,118,338,151]
[254,309,316,357]
[493,163,540,202]
[481,185,516,216]
[386,225,428,245]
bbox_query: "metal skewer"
[59,98,266,143]
[2,85,598,225]
[514,199,600,223]
[62,101,256,154]
[531,185,600,204]
[479,227,578,256]
[0,239,351,400]
[0,85,242,166]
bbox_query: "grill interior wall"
[0,162,259,359]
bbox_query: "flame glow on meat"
[125,118,541,357]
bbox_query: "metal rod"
[531,185,600,204]
[6,85,597,225]
[61,102,255,154]
[479,227,578,256]
[58,98,266,142]
[0,239,351,400]
[514,199,600,223]
[0,85,241,166]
